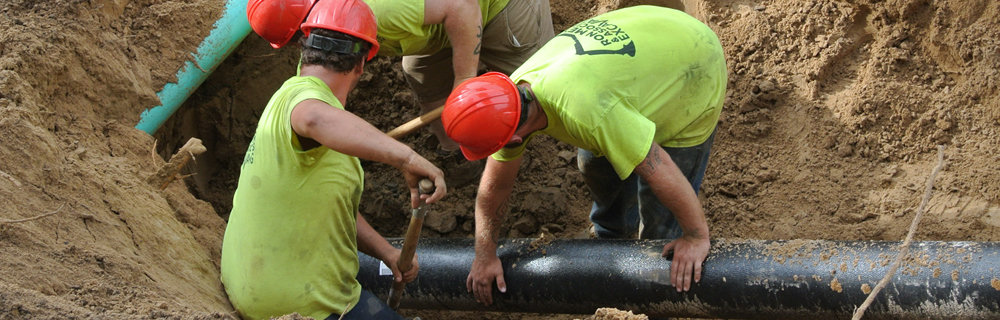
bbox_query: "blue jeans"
[578,130,715,240]
[325,289,404,320]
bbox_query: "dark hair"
[298,28,371,73]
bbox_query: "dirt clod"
[584,308,648,320]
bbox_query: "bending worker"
[223,1,446,319]
[441,6,728,305]
[366,0,554,152]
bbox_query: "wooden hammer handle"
[387,178,435,309]
[386,106,444,140]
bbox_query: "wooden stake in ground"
[148,138,207,190]
[852,145,946,320]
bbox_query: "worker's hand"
[399,153,447,208]
[386,250,420,284]
[466,253,506,305]
[662,234,710,292]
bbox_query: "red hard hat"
[300,0,380,60]
[247,0,317,48]
[442,72,522,161]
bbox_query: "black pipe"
[358,238,1000,319]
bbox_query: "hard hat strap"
[305,33,361,54]
[516,85,533,130]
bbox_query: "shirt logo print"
[557,18,635,56]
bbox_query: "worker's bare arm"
[356,213,418,283]
[290,100,446,207]
[467,156,523,305]
[424,0,482,87]
[633,142,710,292]
[474,157,522,253]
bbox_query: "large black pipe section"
[358,238,1000,319]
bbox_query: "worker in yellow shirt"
[366,0,554,153]
[224,1,446,319]
[441,6,727,306]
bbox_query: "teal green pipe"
[136,0,253,134]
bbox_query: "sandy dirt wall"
[702,0,1000,242]
[1,0,235,317]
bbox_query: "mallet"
[387,178,435,309]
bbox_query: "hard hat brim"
[458,145,494,161]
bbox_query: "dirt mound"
[1,0,233,317]
[1,0,999,319]
[703,0,1000,243]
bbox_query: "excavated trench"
[142,0,1000,318]
[154,0,703,237]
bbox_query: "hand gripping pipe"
[135,0,252,134]
[357,238,1000,319]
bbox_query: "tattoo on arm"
[636,146,665,176]
[474,26,482,55]
[488,197,509,243]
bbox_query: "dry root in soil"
[148,138,207,190]
[0,204,65,225]
[0,170,21,187]
[852,146,946,320]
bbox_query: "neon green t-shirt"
[367,0,510,56]
[220,76,364,320]
[496,6,728,180]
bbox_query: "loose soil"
[1,0,999,319]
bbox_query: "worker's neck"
[521,85,548,132]
[299,64,361,107]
